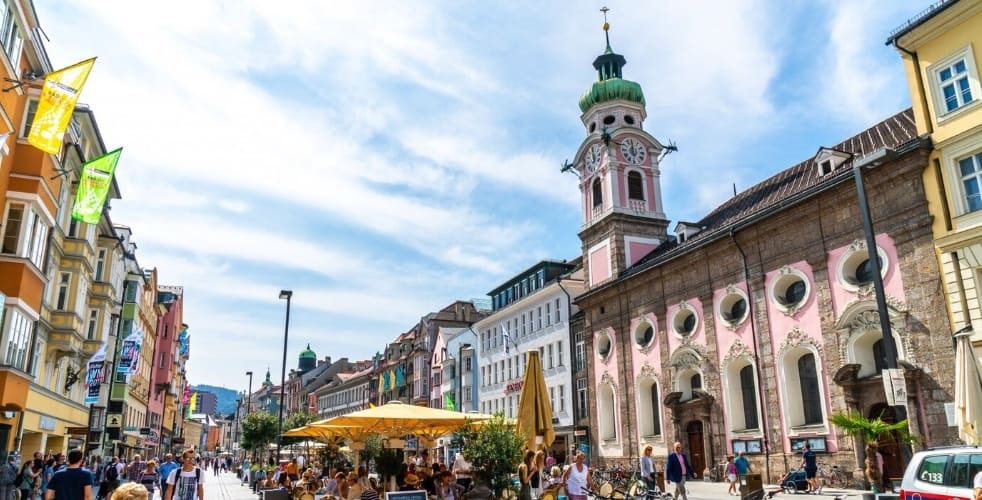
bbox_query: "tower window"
[628,171,644,200]
[624,115,635,125]
[592,178,603,208]
[590,122,597,133]
[603,115,616,125]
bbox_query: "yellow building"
[889,1,982,337]
[22,106,122,457]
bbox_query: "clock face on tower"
[620,138,647,164]
[585,143,602,173]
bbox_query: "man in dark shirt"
[800,443,818,494]
[45,449,92,500]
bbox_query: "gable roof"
[614,108,921,283]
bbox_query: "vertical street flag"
[444,393,455,411]
[128,332,144,375]
[188,392,198,417]
[28,57,97,154]
[72,148,122,224]
[500,323,512,354]
[178,327,190,357]
[84,343,107,405]
[116,329,140,374]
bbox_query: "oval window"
[855,256,883,285]
[624,115,635,125]
[589,122,597,133]
[784,280,807,306]
[603,115,616,125]
[635,325,654,347]
[598,331,612,358]
[728,298,747,321]
[674,310,697,336]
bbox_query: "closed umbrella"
[955,331,982,444]
[517,350,554,451]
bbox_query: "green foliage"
[281,411,319,445]
[241,411,278,454]
[375,447,404,482]
[317,441,349,469]
[455,414,525,497]
[828,411,915,445]
[361,434,385,464]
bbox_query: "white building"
[476,259,584,461]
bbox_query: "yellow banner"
[27,57,96,155]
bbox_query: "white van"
[899,446,982,499]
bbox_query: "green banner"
[72,148,122,224]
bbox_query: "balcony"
[89,281,115,305]
[62,238,95,264]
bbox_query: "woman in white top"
[562,452,591,500]
[451,453,472,492]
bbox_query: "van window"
[917,455,949,485]
[949,453,982,488]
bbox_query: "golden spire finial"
[601,6,610,32]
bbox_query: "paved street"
[203,468,256,500]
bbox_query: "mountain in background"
[193,384,241,416]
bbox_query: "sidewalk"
[677,479,878,499]
[203,467,258,500]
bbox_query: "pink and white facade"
[572,34,958,482]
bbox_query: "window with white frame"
[929,45,980,118]
[2,308,34,371]
[464,386,471,403]
[555,299,561,322]
[546,302,552,326]
[96,248,107,281]
[29,329,41,376]
[86,309,98,340]
[559,385,565,412]
[577,378,588,420]
[0,4,23,78]
[56,272,71,310]
[0,201,49,270]
[960,151,982,213]
[558,341,564,366]
[547,344,554,369]
[549,386,555,411]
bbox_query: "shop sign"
[505,381,523,394]
[38,416,56,431]
[107,414,122,427]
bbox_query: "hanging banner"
[182,383,191,406]
[72,148,122,224]
[116,329,141,374]
[84,343,107,405]
[128,334,144,375]
[28,58,97,154]
[178,327,190,357]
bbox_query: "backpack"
[105,465,118,481]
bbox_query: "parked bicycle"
[817,462,850,489]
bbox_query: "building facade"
[154,286,184,454]
[475,260,584,462]
[573,31,958,482]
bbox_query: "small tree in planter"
[829,411,915,492]
[454,414,526,499]
[374,447,405,492]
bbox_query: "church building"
[574,22,959,482]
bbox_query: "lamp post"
[854,150,908,427]
[277,290,293,465]
[246,371,253,413]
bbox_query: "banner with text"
[116,329,141,375]
[28,58,96,154]
[84,343,107,405]
[72,148,122,224]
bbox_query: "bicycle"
[817,463,849,489]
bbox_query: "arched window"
[599,383,616,440]
[798,353,823,425]
[628,171,644,200]
[691,373,702,390]
[592,178,603,208]
[739,365,759,430]
[638,378,662,437]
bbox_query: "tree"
[829,410,916,491]
[241,411,278,460]
[454,414,526,498]
[281,410,319,446]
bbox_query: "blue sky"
[35,0,927,392]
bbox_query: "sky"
[33,0,928,393]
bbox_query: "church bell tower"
[575,12,670,288]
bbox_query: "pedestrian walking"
[127,457,146,486]
[726,456,738,496]
[44,449,93,500]
[0,455,19,500]
[666,442,694,500]
[157,456,178,500]
[640,445,657,500]
[164,451,203,500]
[138,461,159,499]
[561,452,591,500]
[109,483,146,500]
[19,455,40,500]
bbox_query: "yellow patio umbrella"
[517,350,554,451]
[321,401,496,440]
[955,330,982,444]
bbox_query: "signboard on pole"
[882,368,908,406]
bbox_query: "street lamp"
[854,149,908,427]
[277,289,293,465]
[246,371,253,413]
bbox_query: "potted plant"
[374,447,405,492]
[829,410,916,494]
[454,414,526,499]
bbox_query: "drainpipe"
[730,230,772,484]
[891,40,933,135]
